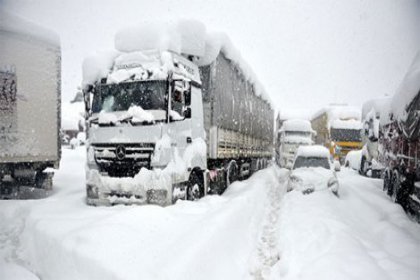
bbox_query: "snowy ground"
[1,147,419,280]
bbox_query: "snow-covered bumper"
[86,169,173,206]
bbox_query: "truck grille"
[92,143,155,177]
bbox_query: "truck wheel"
[391,170,401,203]
[226,160,239,187]
[359,156,366,175]
[187,170,204,201]
[383,169,390,192]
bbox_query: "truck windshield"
[330,128,361,142]
[293,156,330,170]
[92,81,167,113]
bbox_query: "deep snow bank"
[0,148,284,280]
[271,169,420,280]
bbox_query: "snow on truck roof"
[280,119,314,133]
[82,20,271,104]
[0,9,60,47]
[312,105,361,122]
[296,145,330,158]
[390,51,420,121]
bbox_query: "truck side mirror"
[83,85,93,112]
[184,107,191,119]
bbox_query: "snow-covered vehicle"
[0,11,61,198]
[276,119,315,168]
[287,145,339,195]
[344,150,362,171]
[380,51,420,221]
[82,21,273,206]
[359,97,390,177]
[311,105,363,164]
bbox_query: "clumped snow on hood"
[122,106,155,123]
[290,167,335,192]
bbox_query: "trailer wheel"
[383,169,390,192]
[226,160,239,187]
[187,170,204,201]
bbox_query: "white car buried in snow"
[287,145,339,195]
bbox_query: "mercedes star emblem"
[115,145,126,160]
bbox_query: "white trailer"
[0,11,61,198]
[83,21,273,206]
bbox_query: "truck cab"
[84,50,206,205]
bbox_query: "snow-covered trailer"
[83,21,273,206]
[0,11,61,198]
[380,52,420,221]
[359,97,390,177]
[200,53,273,166]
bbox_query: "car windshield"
[293,156,330,170]
[92,81,167,113]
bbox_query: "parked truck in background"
[359,97,390,177]
[0,11,61,198]
[276,119,315,168]
[82,21,273,206]
[380,52,420,221]
[311,105,362,164]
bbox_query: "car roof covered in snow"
[296,145,330,158]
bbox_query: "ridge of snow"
[0,9,60,47]
[391,50,420,121]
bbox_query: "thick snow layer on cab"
[115,20,207,57]
[82,51,120,87]
[296,145,330,158]
[391,51,420,121]
[0,9,59,47]
[280,119,314,133]
[330,119,362,130]
[113,20,271,105]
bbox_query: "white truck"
[276,119,315,168]
[0,11,61,198]
[359,97,390,177]
[82,21,273,206]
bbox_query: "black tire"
[359,156,366,175]
[226,161,239,187]
[187,170,204,201]
[391,171,400,203]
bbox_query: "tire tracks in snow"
[251,167,288,280]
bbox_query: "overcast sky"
[2,0,419,116]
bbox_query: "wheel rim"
[187,172,203,201]
[226,161,238,186]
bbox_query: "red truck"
[380,52,420,222]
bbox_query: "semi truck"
[0,11,61,198]
[276,119,315,168]
[380,52,420,221]
[82,22,273,206]
[359,97,390,177]
[311,105,362,164]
